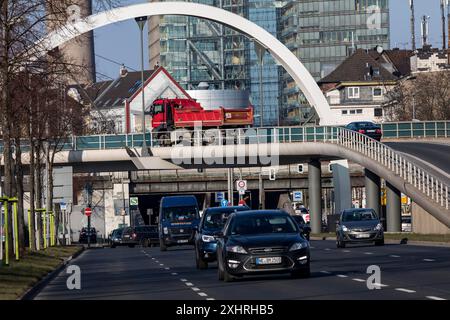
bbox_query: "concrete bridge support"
[386,181,402,232]
[308,159,322,234]
[365,169,381,218]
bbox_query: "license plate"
[255,257,282,265]
[367,129,375,133]
[177,239,189,243]
[356,233,370,238]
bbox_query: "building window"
[348,87,360,99]
[341,110,348,115]
[373,87,383,97]
[356,109,363,114]
[349,109,356,114]
[374,108,383,117]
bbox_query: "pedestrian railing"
[381,121,450,139]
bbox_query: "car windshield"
[203,208,248,230]
[163,206,198,222]
[342,210,378,222]
[230,214,298,235]
[355,122,378,128]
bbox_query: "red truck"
[150,98,254,144]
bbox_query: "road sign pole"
[43,211,47,249]
[4,200,9,265]
[0,202,3,263]
[28,209,32,250]
[87,214,91,248]
[11,199,19,260]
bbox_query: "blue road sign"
[215,192,225,203]
[293,191,303,202]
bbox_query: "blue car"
[194,205,250,269]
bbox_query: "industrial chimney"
[421,15,430,47]
[410,0,416,51]
[441,0,446,50]
[48,0,96,85]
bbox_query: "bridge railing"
[381,121,450,139]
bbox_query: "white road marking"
[192,287,200,292]
[336,274,348,278]
[423,259,435,262]
[151,258,155,260]
[320,271,331,274]
[396,288,416,293]
[180,279,187,282]
[185,282,194,287]
[309,246,315,249]
[206,298,215,300]
[171,272,178,276]
[198,292,208,297]
[390,255,400,258]
[364,252,373,255]
[343,250,351,253]
[373,283,389,288]
[324,248,331,251]
[352,278,366,282]
[165,267,170,270]
[426,296,446,300]
[160,263,164,266]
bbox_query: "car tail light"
[132,233,137,239]
[376,129,382,134]
[358,129,365,134]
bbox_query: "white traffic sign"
[60,202,67,210]
[236,180,247,191]
[293,191,303,202]
[130,197,139,206]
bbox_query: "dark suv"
[194,206,249,269]
[134,225,159,247]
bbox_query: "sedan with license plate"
[216,210,310,282]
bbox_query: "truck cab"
[159,195,200,251]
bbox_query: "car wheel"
[160,239,167,251]
[195,247,208,270]
[375,239,384,246]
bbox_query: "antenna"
[410,0,416,51]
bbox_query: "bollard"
[50,212,55,247]
[28,209,32,250]
[9,198,19,261]
[0,197,10,266]
[42,210,47,249]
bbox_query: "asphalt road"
[34,241,450,300]
[386,142,450,183]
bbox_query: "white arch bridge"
[38,1,333,125]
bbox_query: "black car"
[345,121,382,141]
[79,227,97,244]
[336,208,384,248]
[291,215,311,241]
[135,225,159,247]
[110,228,124,248]
[194,205,250,269]
[216,210,310,282]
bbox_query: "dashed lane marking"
[198,292,208,297]
[171,272,178,276]
[336,274,348,278]
[192,287,200,292]
[206,298,215,300]
[185,282,194,287]
[165,267,170,270]
[373,283,389,288]
[343,250,351,253]
[423,259,435,262]
[180,279,188,282]
[352,278,366,282]
[390,255,400,258]
[426,296,446,300]
[320,271,331,274]
[364,252,373,255]
[395,288,416,293]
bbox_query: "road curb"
[19,246,85,301]
[310,236,450,247]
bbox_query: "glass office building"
[280,0,390,124]
[148,0,283,126]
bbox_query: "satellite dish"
[376,46,384,54]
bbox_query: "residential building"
[280,0,390,124]
[317,48,411,125]
[411,45,449,74]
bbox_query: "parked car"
[402,215,412,232]
[121,226,139,247]
[216,210,310,282]
[79,227,97,244]
[110,228,124,248]
[194,205,250,269]
[345,121,382,141]
[336,208,384,248]
[135,225,159,247]
[291,215,311,241]
[159,195,200,251]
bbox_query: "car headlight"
[202,235,215,242]
[163,227,169,235]
[342,225,349,232]
[226,245,247,254]
[289,242,308,251]
[375,223,383,231]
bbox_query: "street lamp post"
[135,16,149,156]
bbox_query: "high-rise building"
[280,0,390,124]
[148,0,283,126]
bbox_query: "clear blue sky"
[93,0,445,81]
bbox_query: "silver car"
[336,208,384,248]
